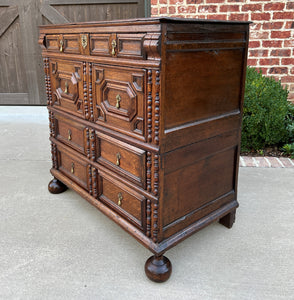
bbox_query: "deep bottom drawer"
[99,173,146,230]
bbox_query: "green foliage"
[282,143,294,158]
[241,67,293,151]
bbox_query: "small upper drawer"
[55,114,86,155]
[99,174,146,230]
[90,33,145,59]
[97,132,146,188]
[46,34,89,55]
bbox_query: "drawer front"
[90,33,145,59]
[57,147,89,191]
[99,175,146,230]
[93,64,146,140]
[55,114,86,155]
[49,59,84,118]
[46,34,89,55]
[97,132,146,188]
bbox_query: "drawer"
[97,132,146,188]
[93,64,146,140]
[46,34,89,55]
[99,175,146,230]
[49,59,85,118]
[55,114,86,155]
[57,147,89,191]
[90,33,145,59]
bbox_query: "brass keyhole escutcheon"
[68,129,72,141]
[59,40,64,52]
[64,81,69,94]
[118,192,123,206]
[116,152,121,166]
[111,39,117,56]
[116,94,121,109]
[81,34,87,49]
[71,162,75,174]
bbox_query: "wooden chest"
[39,17,250,282]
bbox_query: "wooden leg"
[48,178,67,194]
[219,209,236,229]
[145,254,172,283]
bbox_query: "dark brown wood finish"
[40,17,250,282]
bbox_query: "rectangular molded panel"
[163,147,236,227]
[164,48,244,130]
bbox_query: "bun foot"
[48,178,67,194]
[145,255,172,283]
[219,209,236,229]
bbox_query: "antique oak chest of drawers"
[39,17,250,282]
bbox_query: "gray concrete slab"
[1,107,294,300]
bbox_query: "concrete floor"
[1,106,294,300]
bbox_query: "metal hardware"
[68,129,72,141]
[116,94,121,109]
[71,162,74,174]
[111,39,117,56]
[116,152,121,166]
[59,40,64,52]
[118,192,123,206]
[81,34,87,49]
[64,81,69,94]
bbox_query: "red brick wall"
[151,0,294,102]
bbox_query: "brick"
[159,0,167,3]
[187,0,203,3]
[227,0,244,2]
[229,13,249,21]
[151,7,158,15]
[160,6,167,14]
[259,58,280,65]
[254,157,270,168]
[249,49,268,57]
[269,67,288,74]
[178,6,187,13]
[169,6,176,14]
[220,5,240,12]
[271,49,291,57]
[285,21,294,29]
[281,58,294,65]
[251,13,271,21]
[267,157,283,168]
[242,156,256,167]
[291,67,294,75]
[262,22,284,30]
[281,76,294,83]
[251,23,262,30]
[242,4,262,11]
[198,5,218,13]
[273,12,294,19]
[207,14,227,20]
[206,0,225,3]
[247,58,258,66]
[250,31,269,39]
[284,40,294,47]
[170,0,184,4]
[286,2,294,10]
[262,40,283,47]
[249,41,260,48]
[278,158,294,168]
[151,0,158,4]
[264,3,285,11]
[271,31,291,39]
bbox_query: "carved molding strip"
[83,62,89,120]
[90,128,96,162]
[88,165,93,196]
[89,62,94,121]
[154,70,160,145]
[43,58,52,106]
[92,167,98,199]
[85,127,90,159]
[152,201,159,243]
[147,69,152,143]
